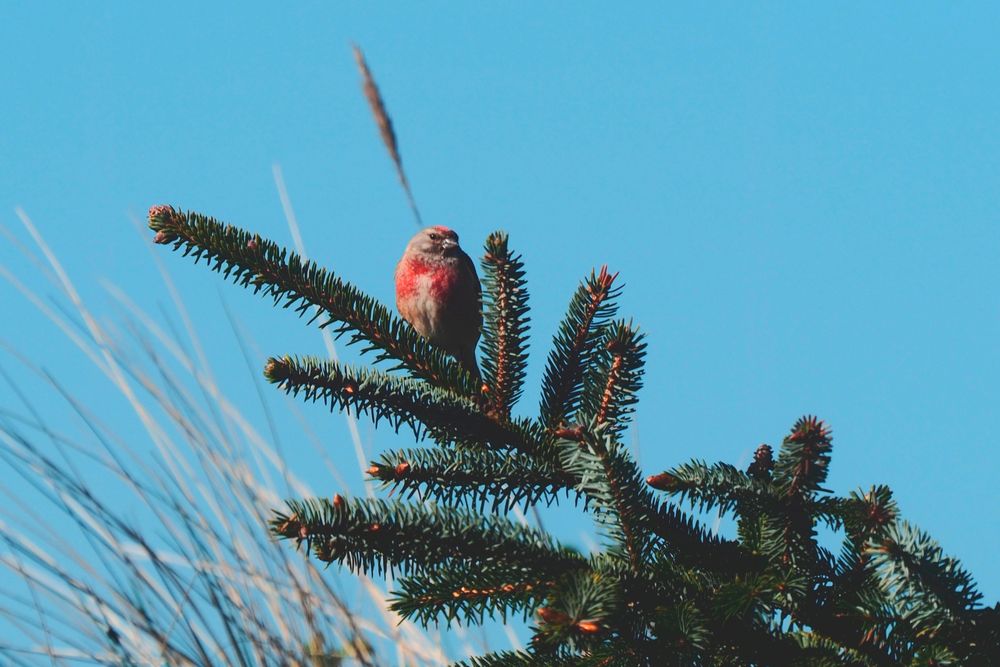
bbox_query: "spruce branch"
[843,485,898,545]
[390,564,554,627]
[648,600,711,659]
[649,459,777,517]
[532,570,621,654]
[539,266,621,431]
[271,497,586,578]
[580,322,646,439]
[146,195,997,662]
[789,600,900,667]
[558,428,653,574]
[454,652,581,667]
[770,416,834,567]
[649,499,753,573]
[774,415,833,497]
[868,521,983,628]
[368,447,578,513]
[148,205,476,393]
[480,231,531,417]
[264,355,538,453]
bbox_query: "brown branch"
[595,351,624,426]
[489,254,512,414]
[416,579,551,606]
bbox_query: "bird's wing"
[460,250,481,300]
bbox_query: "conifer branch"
[271,497,585,578]
[648,460,777,516]
[539,266,621,431]
[264,356,537,453]
[390,565,554,627]
[454,652,581,667]
[148,194,998,661]
[774,415,833,497]
[581,322,646,439]
[368,447,578,512]
[148,206,477,393]
[558,429,653,574]
[532,569,621,654]
[480,232,530,417]
[772,416,834,567]
[868,521,983,627]
[649,500,754,573]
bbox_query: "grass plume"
[352,44,423,227]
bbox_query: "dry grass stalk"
[352,44,423,227]
[0,210,458,666]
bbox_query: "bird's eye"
[428,233,440,240]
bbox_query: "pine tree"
[148,204,1000,666]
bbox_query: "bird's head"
[407,225,463,259]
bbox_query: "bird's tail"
[456,346,481,382]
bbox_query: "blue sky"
[2,2,999,654]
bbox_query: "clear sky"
[2,1,999,655]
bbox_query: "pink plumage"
[395,226,482,377]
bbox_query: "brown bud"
[553,425,584,441]
[606,336,628,354]
[263,357,287,380]
[576,620,601,634]
[366,465,381,477]
[646,472,675,490]
[332,494,345,508]
[368,523,381,532]
[298,525,309,539]
[152,230,174,244]
[343,382,357,395]
[394,462,411,477]
[247,237,259,250]
[148,204,174,221]
[536,607,570,625]
[276,513,300,535]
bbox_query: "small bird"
[395,226,482,377]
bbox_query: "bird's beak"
[441,239,457,251]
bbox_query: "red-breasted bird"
[395,226,482,377]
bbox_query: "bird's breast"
[395,257,462,301]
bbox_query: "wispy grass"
[0,209,454,666]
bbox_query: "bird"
[395,226,482,378]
